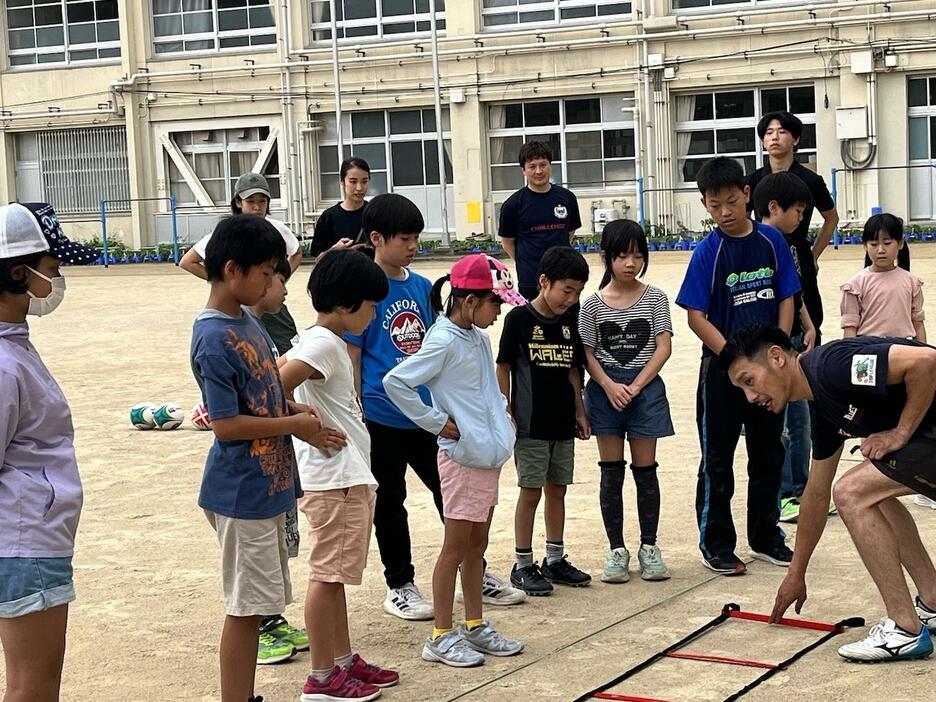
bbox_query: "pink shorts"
[438,450,501,523]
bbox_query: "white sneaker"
[837,618,933,662]
[383,582,434,621]
[601,547,630,583]
[455,571,527,606]
[913,495,936,510]
[917,596,936,632]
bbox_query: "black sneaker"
[510,562,553,596]
[750,542,793,567]
[701,553,747,576]
[540,556,592,587]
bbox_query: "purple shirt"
[0,322,82,557]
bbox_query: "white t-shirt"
[286,326,376,491]
[193,217,300,258]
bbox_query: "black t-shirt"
[800,337,936,460]
[746,159,835,332]
[311,202,366,256]
[496,304,584,440]
[498,185,582,289]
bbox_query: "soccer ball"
[152,403,184,430]
[191,402,212,431]
[130,402,157,430]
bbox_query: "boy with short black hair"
[499,141,582,302]
[497,246,592,595]
[676,157,801,576]
[752,172,823,523]
[280,249,400,700]
[192,214,323,702]
[745,110,838,344]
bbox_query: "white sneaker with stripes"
[454,571,526,606]
[383,582,434,621]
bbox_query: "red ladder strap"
[664,651,778,670]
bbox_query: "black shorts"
[869,435,936,500]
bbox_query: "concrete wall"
[2,0,935,247]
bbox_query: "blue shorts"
[0,557,74,618]
[585,366,675,439]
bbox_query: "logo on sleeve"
[850,355,876,386]
[554,205,568,219]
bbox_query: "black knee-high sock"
[632,462,661,546]
[599,460,627,550]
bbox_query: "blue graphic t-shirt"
[676,223,801,354]
[345,269,436,429]
[191,309,299,519]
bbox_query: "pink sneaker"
[347,654,400,688]
[300,666,381,702]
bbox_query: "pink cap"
[450,254,526,307]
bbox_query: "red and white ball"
[191,402,212,431]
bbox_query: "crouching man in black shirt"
[723,324,936,662]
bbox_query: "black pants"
[695,356,785,559]
[368,420,444,589]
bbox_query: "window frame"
[151,0,277,58]
[166,126,281,206]
[670,0,834,12]
[480,0,632,32]
[315,107,453,206]
[4,0,121,69]
[487,94,637,194]
[907,75,936,221]
[308,0,446,46]
[674,84,818,186]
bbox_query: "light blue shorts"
[0,557,75,618]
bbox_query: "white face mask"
[26,266,66,317]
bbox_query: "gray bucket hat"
[234,172,271,199]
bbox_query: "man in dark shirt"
[723,325,936,663]
[745,111,839,342]
[498,141,582,302]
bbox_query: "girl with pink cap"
[383,254,526,668]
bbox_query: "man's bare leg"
[832,461,922,633]
[879,497,936,608]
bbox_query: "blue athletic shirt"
[191,309,300,519]
[344,269,437,429]
[498,185,582,290]
[676,223,801,354]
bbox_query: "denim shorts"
[585,366,675,439]
[0,557,75,618]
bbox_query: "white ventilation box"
[836,107,868,140]
[850,51,875,75]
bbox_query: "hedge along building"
[0,1,935,250]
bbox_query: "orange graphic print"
[226,328,297,496]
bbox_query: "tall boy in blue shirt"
[676,157,801,576]
[190,215,322,702]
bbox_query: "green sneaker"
[263,616,309,652]
[256,631,296,665]
[637,544,671,581]
[828,499,838,516]
[601,547,630,583]
[779,497,801,523]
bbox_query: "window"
[14,127,130,214]
[167,126,280,205]
[488,95,636,192]
[675,85,817,183]
[481,0,630,29]
[672,0,815,9]
[316,108,452,201]
[5,0,120,67]
[152,0,275,55]
[908,77,936,220]
[309,0,445,42]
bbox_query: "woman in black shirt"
[311,157,371,256]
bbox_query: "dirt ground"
[3,245,935,701]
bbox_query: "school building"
[1,0,935,249]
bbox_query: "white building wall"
[1,0,935,248]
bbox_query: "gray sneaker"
[637,544,671,581]
[461,621,524,657]
[421,629,484,668]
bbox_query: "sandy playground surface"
[3,246,936,701]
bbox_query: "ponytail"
[599,268,612,290]
[429,273,450,313]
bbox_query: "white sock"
[335,652,354,669]
[310,666,332,683]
